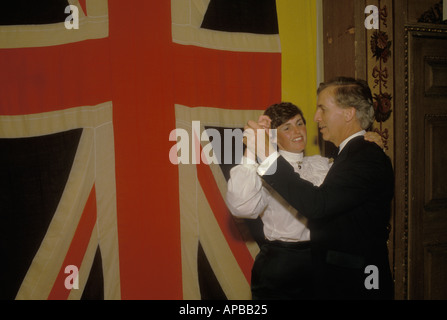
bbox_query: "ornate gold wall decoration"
[418,0,446,24]
[367,0,394,161]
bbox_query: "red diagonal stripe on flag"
[48,185,97,300]
[78,0,87,15]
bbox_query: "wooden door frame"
[393,20,447,299]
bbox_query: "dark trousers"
[311,246,394,300]
[251,240,312,300]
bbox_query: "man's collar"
[338,130,366,154]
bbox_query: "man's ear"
[343,107,356,122]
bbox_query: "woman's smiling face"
[276,114,307,153]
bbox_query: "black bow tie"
[328,147,340,163]
[332,147,340,158]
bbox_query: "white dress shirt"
[338,130,366,154]
[257,130,367,177]
[226,150,332,242]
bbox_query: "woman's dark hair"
[263,102,306,129]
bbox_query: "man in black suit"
[245,77,394,299]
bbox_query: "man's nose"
[314,110,321,123]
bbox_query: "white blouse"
[226,150,332,242]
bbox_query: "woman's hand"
[257,115,272,132]
[364,131,385,149]
[244,119,276,162]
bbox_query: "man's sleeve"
[260,150,387,220]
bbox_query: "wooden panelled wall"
[322,0,447,300]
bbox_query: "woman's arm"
[226,161,268,219]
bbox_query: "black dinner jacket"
[262,136,395,299]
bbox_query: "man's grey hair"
[317,77,375,130]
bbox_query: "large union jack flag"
[0,0,318,300]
